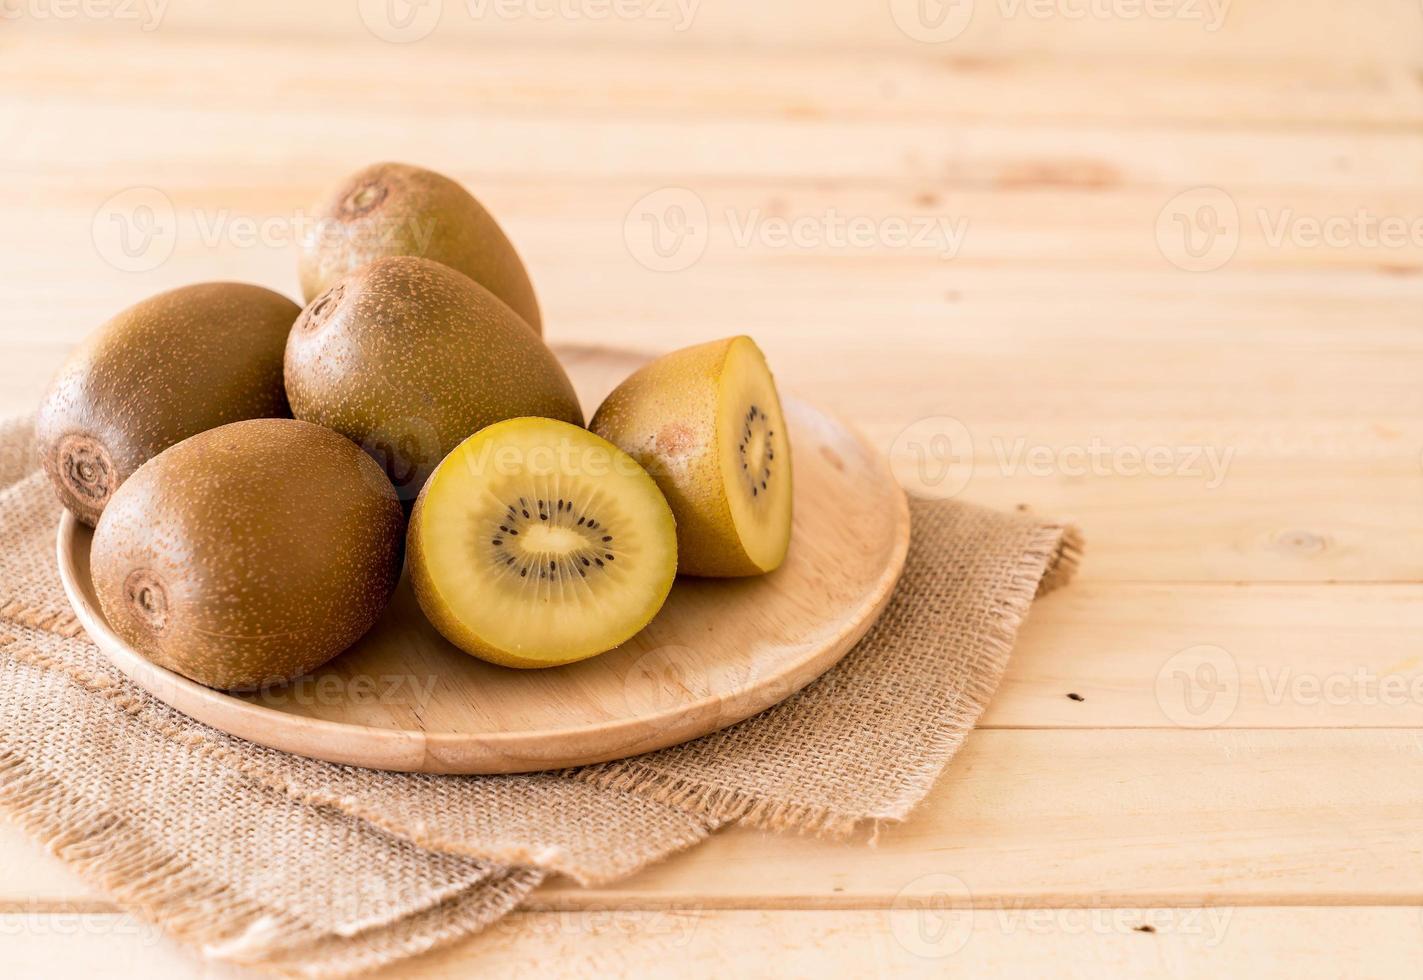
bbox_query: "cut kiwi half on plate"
[591,336,793,577]
[408,417,678,669]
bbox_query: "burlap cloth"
[0,414,1081,975]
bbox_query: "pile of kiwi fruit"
[38,163,794,690]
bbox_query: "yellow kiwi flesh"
[284,255,582,504]
[298,161,542,334]
[36,282,299,526]
[90,418,405,691]
[408,417,678,668]
[591,336,792,577]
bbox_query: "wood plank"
[995,584,1423,727]
[6,0,1420,68]
[536,730,1423,908]
[3,336,1418,583]
[4,731,1423,908]
[3,907,1422,979]
[1,33,1418,129]
[8,178,1423,280]
[5,98,1422,190]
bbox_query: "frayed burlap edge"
[0,741,543,978]
[0,598,81,637]
[0,744,325,954]
[575,520,1083,838]
[0,631,709,886]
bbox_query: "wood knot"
[1273,530,1329,555]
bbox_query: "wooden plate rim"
[55,398,910,772]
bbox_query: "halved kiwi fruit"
[408,417,677,668]
[591,336,793,577]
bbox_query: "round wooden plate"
[56,346,910,774]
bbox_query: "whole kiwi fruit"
[36,282,300,526]
[592,336,793,577]
[298,161,542,334]
[91,418,405,691]
[285,256,582,503]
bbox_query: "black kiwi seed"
[489,495,624,585]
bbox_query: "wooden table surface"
[4,2,1422,976]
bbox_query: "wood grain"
[6,730,1423,909]
[0,0,1417,973]
[2,907,1420,979]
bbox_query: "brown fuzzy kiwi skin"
[35,283,300,527]
[591,336,787,577]
[298,162,542,334]
[90,418,405,692]
[285,256,583,504]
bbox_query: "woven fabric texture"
[0,416,1080,975]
